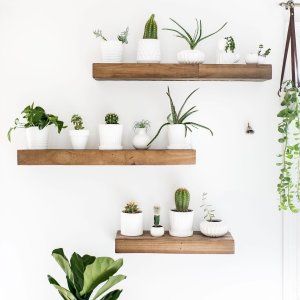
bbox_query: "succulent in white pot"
[94,27,129,63]
[137,14,161,63]
[150,206,164,237]
[121,201,143,236]
[99,113,123,150]
[163,18,227,64]
[217,36,240,64]
[132,120,151,149]
[69,114,89,149]
[199,193,228,237]
[7,103,66,149]
[170,188,194,237]
[257,44,271,64]
[148,87,213,149]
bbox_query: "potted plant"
[147,87,213,149]
[170,188,193,237]
[150,206,164,237]
[163,18,227,64]
[257,44,271,64]
[7,103,66,149]
[48,248,126,300]
[132,119,151,149]
[99,113,123,150]
[93,27,129,63]
[199,193,228,237]
[69,114,89,149]
[217,36,240,64]
[121,201,143,236]
[137,14,161,63]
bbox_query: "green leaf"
[177,88,199,119]
[147,123,169,146]
[100,290,122,300]
[48,275,77,300]
[166,87,178,123]
[52,248,74,283]
[198,22,227,43]
[93,275,126,300]
[81,258,123,296]
[70,252,85,293]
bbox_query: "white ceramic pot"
[167,124,191,149]
[177,49,205,64]
[99,124,123,150]
[137,39,161,63]
[26,127,49,149]
[245,53,259,64]
[101,41,123,63]
[150,226,165,237]
[169,210,194,237]
[69,130,89,150]
[218,52,240,64]
[132,128,151,149]
[121,212,143,236]
[200,219,228,237]
[258,55,267,64]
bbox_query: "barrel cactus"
[123,201,141,213]
[175,188,190,212]
[143,14,158,39]
[105,113,119,124]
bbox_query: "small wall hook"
[246,123,255,134]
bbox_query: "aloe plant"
[163,18,227,50]
[147,87,213,146]
[48,248,126,300]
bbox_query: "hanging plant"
[277,80,300,213]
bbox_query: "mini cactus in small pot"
[150,206,164,237]
[93,27,129,63]
[217,36,240,64]
[121,201,143,236]
[69,114,89,149]
[169,188,194,237]
[199,193,228,238]
[99,113,123,150]
[137,14,161,63]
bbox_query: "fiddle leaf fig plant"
[48,248,126,300]
[277,80,300,213]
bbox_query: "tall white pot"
[177,49,205,64]
[99,124,123,150]
[26,127,49,149]
[167,124,192,149]
[137,39,161,63]
[101,41,123,63]
[121,212,143,236]
[69,130,90,150]
[169,210,194,237]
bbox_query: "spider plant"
[163,18,227,50]
[147,87,213,146]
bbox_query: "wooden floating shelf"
[93,63,272,81]
[115,231,235,254]
[17,149,196,166]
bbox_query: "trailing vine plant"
[277,80,300,213]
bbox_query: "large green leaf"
[100,290,122,300]
[70,252,85,293]
[80,258,123,296]
[52,248,74,283]
[93,275,126,300]
[48,275,77,300]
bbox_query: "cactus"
[153,206,161,226]
[105,113,119,124]
[123,201,141,213]
[143,14,158,39]
[175,188,190,212]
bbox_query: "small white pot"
[150,226,165,237]
[200,219,228,237]
[99,124,123,150]
[258,55,268,64]
[121,212,143,236]
[177,49,205,64]
[245,53,259,64]
[26,127,49,149]
[169,210,194,237]
[69,130,89,150]
[137,39,161,63]
[132,128,151,149]
[101,40,123,63]
[167,124,191,149]
[218,52,240,64]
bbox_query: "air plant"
[200,192,216,221]
[225,36,235,53]
[147,87,213,146]
[133,120,151,131]
[93,27,129,44]
[258,44,271,57]
[163,18,227,50]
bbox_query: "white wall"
[0,0,286,299]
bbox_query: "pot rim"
[204,218,223,222]
[121,211,143,214]
[170,209,193,213]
